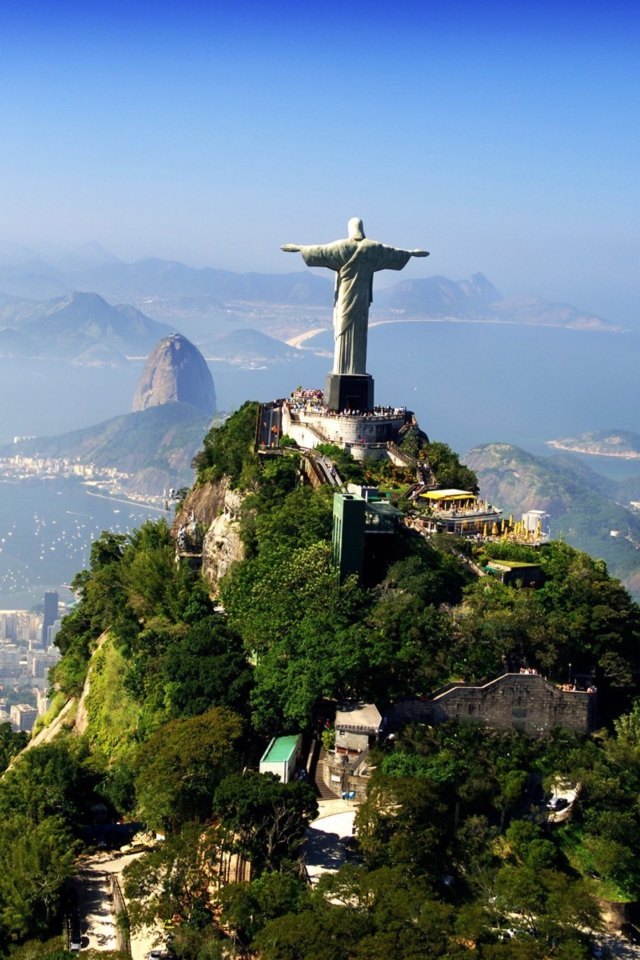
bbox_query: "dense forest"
[3,401,640,960]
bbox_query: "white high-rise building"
[10,703,37,732]
[522,509,551,541]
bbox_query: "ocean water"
[364,322,640,457]
[223,322,640,458]
[0,358,144,446]
[1,321,639,606]
[0,478,166,608]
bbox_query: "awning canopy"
[420,489,477,501]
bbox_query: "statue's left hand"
[411,250,430,257]
[281,244,301,252]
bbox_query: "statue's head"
[348,218,365,241]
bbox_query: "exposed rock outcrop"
[22,699,76,753]
[202,489,245,594]
[172,479,246,594]
[132,333,216,415]
[172,479,230,534]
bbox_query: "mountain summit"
[132,333,216,415]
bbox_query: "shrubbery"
[8,405,640,958]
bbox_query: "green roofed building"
[259,735,303,783]
[486,560,542,588]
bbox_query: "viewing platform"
[415,489,503,536]
[278,390,418,462]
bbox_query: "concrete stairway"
[313,745,339,800]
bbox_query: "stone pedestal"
[324,373,374,412]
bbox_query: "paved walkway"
[74,864,116,951]
[74,848,161,960]
[304,801,357,884]
[602,933,640,959]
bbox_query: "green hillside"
[3,402,212,495]
[466,443,640,594]
[3,408,640,959]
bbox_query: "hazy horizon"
[0,0,638,325]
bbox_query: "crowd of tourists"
[286,393,408,421]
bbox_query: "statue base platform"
[324,373,374,412]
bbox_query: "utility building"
[332,493,366,580]
[259,735,302,784]
[333,491,402,582]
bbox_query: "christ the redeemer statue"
[282,217,428,377]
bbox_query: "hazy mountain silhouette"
[0,248,622,333]
[374,272,502,316]
[208,328,303,361]
[63,258,333,305]
[0,291,172,362]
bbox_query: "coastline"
[288,315,625,350]
[84,489,167,513]
[547,441,640,460]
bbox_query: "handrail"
[347,745,370,774]
[110,875,132,956]
[387,441,416,467]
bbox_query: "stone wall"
[390,673,595,736]
[322,750,371,801]
[281,407,404,462]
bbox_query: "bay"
[0,478,166,609]
[1,321,639,605]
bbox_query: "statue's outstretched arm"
[281,244,301,253]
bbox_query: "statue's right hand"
[281,244,301,252]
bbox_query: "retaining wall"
[390,673,595,736]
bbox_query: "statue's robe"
[299,238,412,376]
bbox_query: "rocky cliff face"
[202,489,245,595]
[132,333,216,415]
[173,479,245,595]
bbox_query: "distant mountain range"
[207,328,303,362]
[548,429,640,459]
[0,291,172,364]
[374,275,618,331]
[0,243,623,345]
[2,402,211,496]
[0,244,332,306]
[465,442,640,595]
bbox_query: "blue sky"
[0,0,638,322]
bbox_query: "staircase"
[313,745,339,800]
